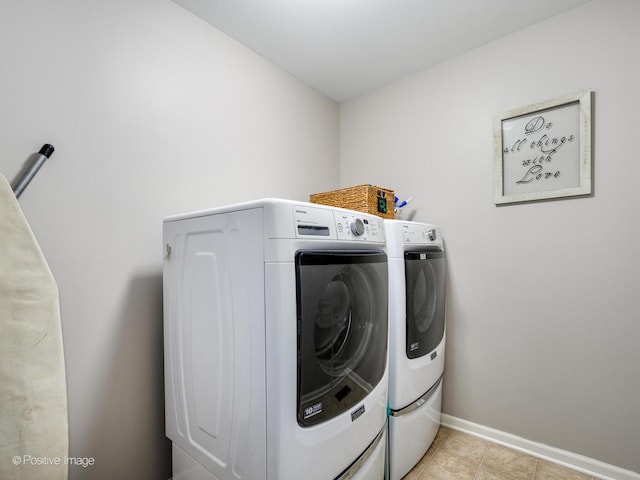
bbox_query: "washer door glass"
[405,248,446,359]
[296,251,388,427]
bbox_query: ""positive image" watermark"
[12,455,95,468]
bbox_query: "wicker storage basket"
[310,184,395,219]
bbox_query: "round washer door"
[405,248,446,359]
[295,250,388,427]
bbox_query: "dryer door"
[295,251,388,427]
[405,248,446,359]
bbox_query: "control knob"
[426,229,436,241]
[350,218,365,236]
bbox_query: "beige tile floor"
[403,427,598,480]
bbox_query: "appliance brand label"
[303,402,323,420]
[430,351,438,360]
[410,342,419,351]
[351,404,365,422]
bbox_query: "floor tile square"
[419,449,480,480]
[534,460,594,480]
[438,430,489,463]
[483,444,536,479]
[476,465,520,480]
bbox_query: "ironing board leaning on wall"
[0,172,68,480]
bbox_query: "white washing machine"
[384,220,446,480]
[163,199,389,480]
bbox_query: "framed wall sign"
[494,90,593,205]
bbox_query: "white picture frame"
[494,91,593,205]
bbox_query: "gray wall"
[0,1,339,479]
[340,0,640,473]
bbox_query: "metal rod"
[13,144,54,198]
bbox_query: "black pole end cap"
[39,144,55,158]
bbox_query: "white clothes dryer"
[384,220,446,480]
[163,199,389,480]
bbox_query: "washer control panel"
[293,205,385,242]
[334,211,385,241]
[402,223,441,245]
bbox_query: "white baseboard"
[440,414,640,480]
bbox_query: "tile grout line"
[433,428,454,475]
[473,441,491,480]
[478,439,537,480]
[413,429,447,478]
[425,430,447,473]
